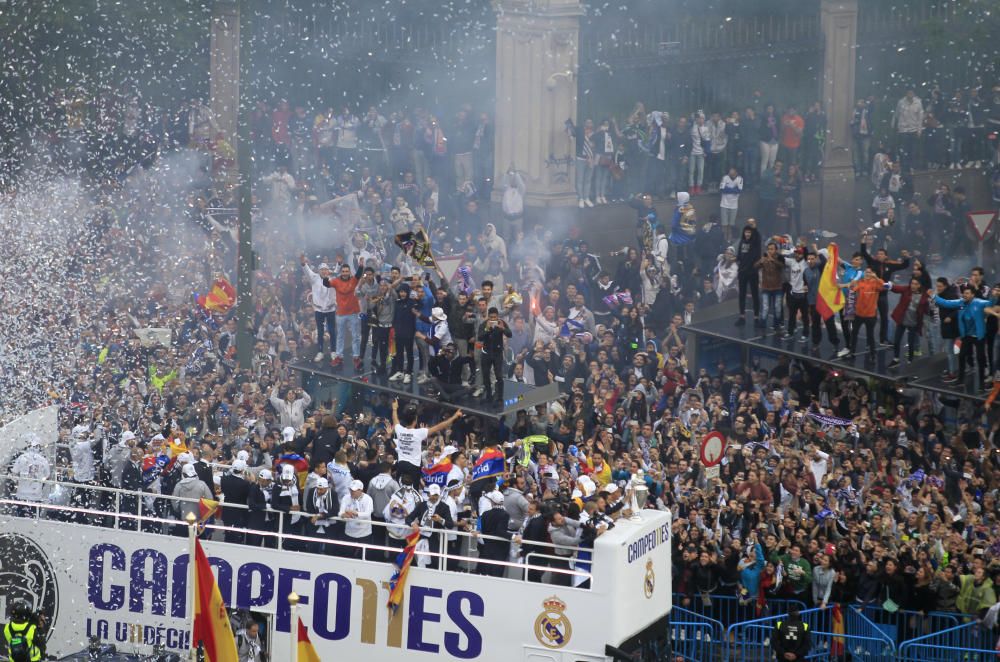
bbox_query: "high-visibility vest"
[3,621,42,662]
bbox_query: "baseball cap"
[316,477,330,489]
[282,426,296,442]
[281,464,295,479]
[121,431,136,444]
[318,263,331,271]
[350,479,364,491]
[486,490,504,505]
[231,459,247,473]
[182,464,197,478]
[427,484,442,496]
[431,307,447,321]
[602,482,620,494]
[258,469,273,481]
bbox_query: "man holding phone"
[477,307,512,404]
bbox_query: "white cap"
[577,476,597,497]
[281,464,295,479]
[318,263,331,271]
[677,191,690,205]
[486,490,505,505]
[231,459,247,473]
[151,433,166,442]
[258,469,273,481]
[282,426,296,442]
[121,431,136,443]
[237,450,250,462]
[177,452,195,465]
[182,464,197,478]
[316,477,330,489]
[440,445,458,458]
[72,424,90,438]
[350,479,364,491]
[602,482,620,494]
[431,306,447,321]
[427,484,442,496]
[26,434,42,448]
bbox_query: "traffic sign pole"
[966,210,998,268]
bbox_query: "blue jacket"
[934,296,991,339]
[739,542,766,598]
[416,283,434,335]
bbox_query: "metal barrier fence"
[668,593,982,661]
[668,621,717,662]
[725,606,897,662]
[670,606,725,661]
[856,604,962,645]
[898,621,999,662]
[672,592,807,628]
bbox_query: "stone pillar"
[210,0,240,141]
[819,0,860,234]
[493,0,585,207]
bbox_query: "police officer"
[772,604,811,661]
[3,601,44,662]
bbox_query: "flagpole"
[289,592,300,662]
[185,512,197,662]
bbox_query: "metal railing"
[855,603,962,644]
[725,605,897,662]
[1,477,594,586]
[898,620,999,662]
[672,591,808,628]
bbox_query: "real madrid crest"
[533,596,572,649]
[644,558,656,599]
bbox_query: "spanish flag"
[196,277,237,314]
[192,539,239,662]
[830,603,845,656]
[297,617,321,662]
[816,243,845,321]
[198,498,220,523]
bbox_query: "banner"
[394,230,437,269]
[471,447,505,482]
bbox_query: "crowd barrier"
[671,591,807,628]
[721,605,897,662]
[668,592,994,662]
[856,603,962,644]
[898,621,1000,662]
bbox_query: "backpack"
[7,623,33,662]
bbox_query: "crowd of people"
[0,81,999,659]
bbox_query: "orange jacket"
[851,278,885,318]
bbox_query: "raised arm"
[428,409,464,436]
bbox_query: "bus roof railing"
[1,478,596,585]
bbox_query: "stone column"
[493,0,585,207]
[210,0,240,141]
[819,0,860,234]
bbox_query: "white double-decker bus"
[0,481,671,661]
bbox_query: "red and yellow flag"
[816,243,845,321]
[830,603,845,656]
[192,539,239,662]
[297,617,322,662]
[198,498,219,523]
[196,277,237,313]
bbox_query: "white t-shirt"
[720,175,743,210]
[394,424,429,466]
